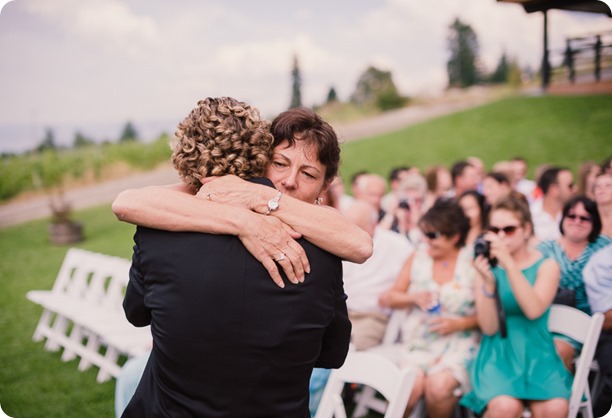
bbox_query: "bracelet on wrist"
[481,284,495,298]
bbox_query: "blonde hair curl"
[171,97,274,191]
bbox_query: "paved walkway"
[0,90,496,228]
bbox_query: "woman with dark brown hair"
[461,195,572,418]
[537,195,611,370]
[378,198,479,418]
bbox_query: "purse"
[553,287,576,307]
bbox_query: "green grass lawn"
[0,93,610,417]
[339,94,612,181]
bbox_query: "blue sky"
[0,0,610,153]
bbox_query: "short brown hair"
[271,107,340,182]
[171,97,274,191]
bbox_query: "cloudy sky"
[0,0,610,153]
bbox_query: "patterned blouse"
[537,235,612,315]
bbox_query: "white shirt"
[584,244,612,314]
[343,227,414,315]
[516,178,537,201]
[531,203,561,243]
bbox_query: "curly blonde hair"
[171,97,274,191]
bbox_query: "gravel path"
[0,92,495,228]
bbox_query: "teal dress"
[460,258,573,415]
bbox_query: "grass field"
[1,93,610,418]
[339,94,612,182]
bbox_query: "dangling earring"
[315,197,322,205]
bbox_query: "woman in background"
[379,199,479,418]
[537,195,611,370]
[577,161,601,200]
[461,196,572,418]
[458,190,488,248]
[594,173,612,237]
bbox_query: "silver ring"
[276,253,286,262]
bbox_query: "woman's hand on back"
[238,211,309,288]
[198,175,266,213]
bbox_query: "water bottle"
[424,293,441,339]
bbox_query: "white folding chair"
[351,309,407,418]
[315,351,417,418]
[547,304,604,418]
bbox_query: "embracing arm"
[263,192,373,264]
[112,183,307,287]
[198,176,373,263]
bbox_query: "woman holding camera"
[378,198,479,418]
[460,196,573,418]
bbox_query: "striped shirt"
[537,235,612,315]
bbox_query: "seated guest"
[458,190,489,248]
[379,172,427,244]
[531,166,575,243]
[584,244,612,417]
[461,196,572,418]
[594,173,612,237]
[482,171,512,206]
[378,199,479,418]
[537,195,611,370]
[343,200,414,350]
[577,161,601,200]
[423,165,453,212]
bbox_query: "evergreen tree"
[289,55,302,109]
[37,128,57,152]
[490,52,510,84]
[119,121,139,142]
[326,86,338,104]
[73,131,94,148]
[447,17,480,88]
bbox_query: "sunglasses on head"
[488,225,519,236]
[422,231,442,240]
[566,213,592,223]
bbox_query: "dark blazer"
[122,185,351,417]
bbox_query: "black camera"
[398,199,410,210]
[473,235,497,267]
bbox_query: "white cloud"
[0,0,610,153]
[23,0,160,54]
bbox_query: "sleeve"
[535,240,553,258]
[123,228,152,327]
[315,262,352,369]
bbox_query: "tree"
[37,128,57,152]
[490,52,510,84]
[119,121,139,142]
[350,66,407,110]
[326,86,338,104]
[73,131,94,148]
[289,54,302,109]
[447,17,480,88]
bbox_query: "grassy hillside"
[339,94,612,181]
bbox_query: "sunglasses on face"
[422,231,442,240]
[566,213,592,223]
[488,225,519,236]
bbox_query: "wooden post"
[542,10,551,90]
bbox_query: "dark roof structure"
[497,0,611,16]
[497,0,611,89]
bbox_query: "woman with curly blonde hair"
[172,97,273,190]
